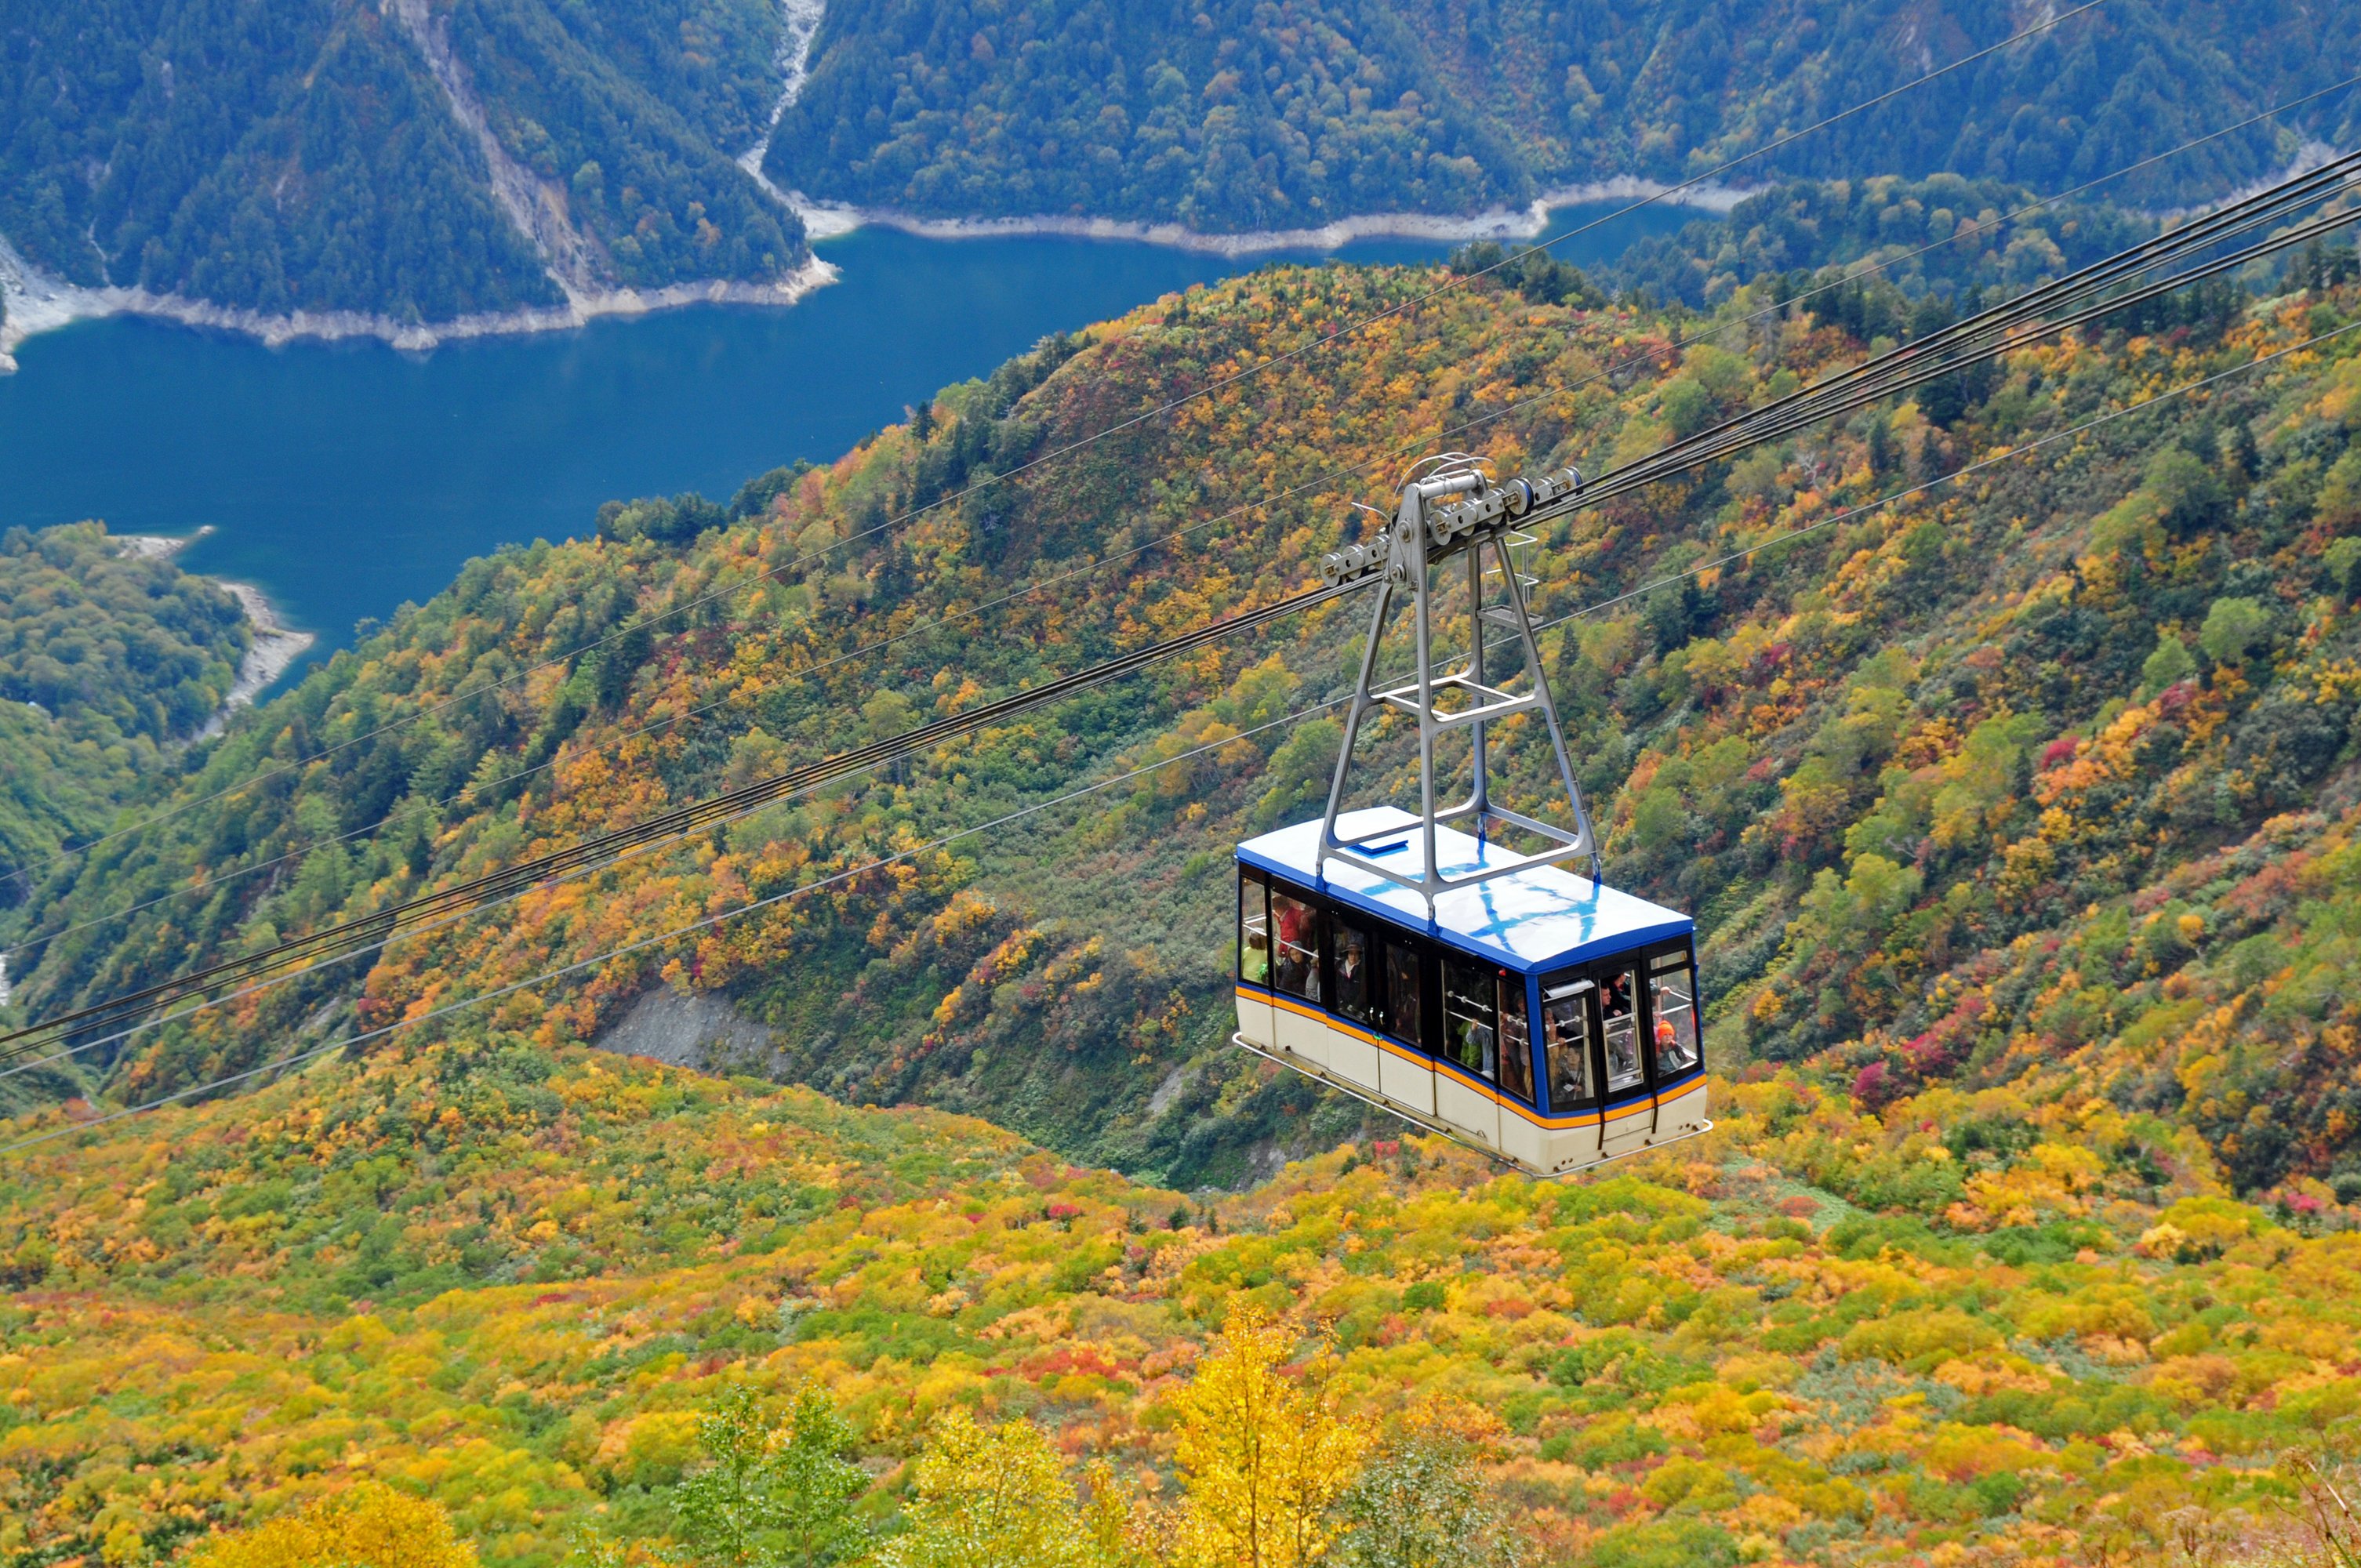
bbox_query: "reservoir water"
[0,201,1692,677]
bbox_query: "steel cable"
[9,140,2356,1071]
[20,67,2342,968]
[0,0,2122,892]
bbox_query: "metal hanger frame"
[1317,471,1600,916]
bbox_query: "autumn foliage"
[182,1482,478,1568]
[7,220,2361,1568]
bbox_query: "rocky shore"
[2,171,1734,369]
[775,176,1749,255]
[0,239,838,372]
[111,532,318,731]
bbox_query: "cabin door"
[1437,957,1504,1152]
[1596,964,1651,1159]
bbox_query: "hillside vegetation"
[13,216,2361,1192]
[9,1,2361,325]
[0,522,249,925]
[0,0,806,323]
[7,217,2361,1561]
[770,0,2361,231]
[5,1040,2361,1566]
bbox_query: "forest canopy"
[0,521,249,917]
[0,0,808,322]
[768,0,2361,231]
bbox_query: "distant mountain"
[0,0,808,328]
[767,0,2361,232]
[7,2,2358,329]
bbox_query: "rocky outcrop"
[595,988,781,1075]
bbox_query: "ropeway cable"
[1575,155,2361,506]
[0,699,1346,1156]
[13,298,2356,1094]
[0,586,1349,1064]
[11,169,2354,1069]
[18,140,2361,1048]
[0,0,2123,891]
[15,308,2356,1158]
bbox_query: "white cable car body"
[1234,808,1707,1176]
[1228,462,1709,1176]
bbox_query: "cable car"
[1233,807,1705,1175]
[1228,460,1709,1175]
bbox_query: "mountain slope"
[9,226,2361,1206]
[0,0,807,326]
[4,1031,2359,1564]
[768,0,2361,231]
[8,201,2361,1568]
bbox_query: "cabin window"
[1237,871,1269,986]
[1600,967,1644,1093]
[1541,977,1596,1109]
[1382,939,1424,1047]
[1331,918,1375,1025]
[1443,957,1498,1080]
[1649,950,1702,1075]
[1269,889,1322,1003]
[1497,973,1533,1102]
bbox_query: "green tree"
[1338,1411,1522,1568]
[676,1382,867,1567]
[769,1385,870,1566]
[2140,633,2197,695]
[2198,597,2272,666]
[2147,448,2230,539]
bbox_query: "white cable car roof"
[1237,808,1692,976]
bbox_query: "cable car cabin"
[1233,807,1709,1178]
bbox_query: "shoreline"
[205,580,318,732]
[0,243,838,372]
[112,531,318,731]
[1,178,1734,368]
[785,176,1749,254]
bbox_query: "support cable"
[11,308,2354,1092]
[11,180,2352,1067]
[16,308,2357,1156]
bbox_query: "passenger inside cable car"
[1230,810,1709,1178]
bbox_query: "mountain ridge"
[9,0,2361,351]
[766,0,2361,234]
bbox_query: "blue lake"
[0,201,1692,674]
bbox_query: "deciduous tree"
[1172,1299,1367,1568]
[181,1481,477,1568]
[870,1407,1104,1568]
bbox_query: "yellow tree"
[179,1481,477,1568]
[1173,1298,1368,1568]
[871,1407,1106,1568]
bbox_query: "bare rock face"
[596,988,778,1076]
